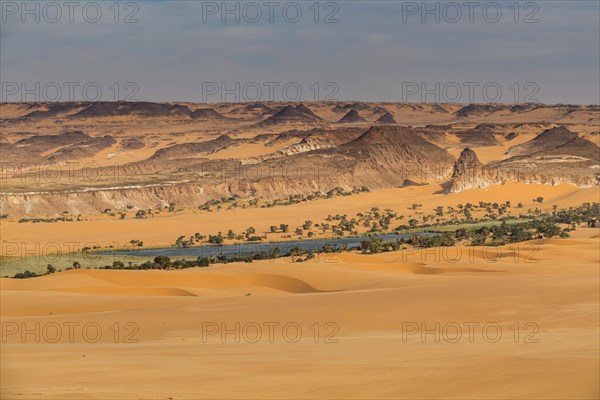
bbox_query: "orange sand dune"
[1,235,598,399]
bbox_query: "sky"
[1,0,599,104]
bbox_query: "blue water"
[104,233,437,258]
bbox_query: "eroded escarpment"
[1,101,598,217]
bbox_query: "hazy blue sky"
[1,0,598,104]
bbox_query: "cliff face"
[2,101,599,218]
[448,148,494,192]
[449,164,599,193]
[0,173,360,217]
[0,126,457,217]
[448,147,599,193]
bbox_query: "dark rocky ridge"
[191,108,225,120]
[149,135,234,160]
[376,113,397,124]
[338,110,366,123]
[507,126,578,156]
[258,104,323,125]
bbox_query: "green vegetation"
[4,202,597,278]
[196,187,369,213]
[18,215,81,223]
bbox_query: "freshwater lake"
[105,233,438,258]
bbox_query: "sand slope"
[1,235,598,399]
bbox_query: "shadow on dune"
[408,264,504,275]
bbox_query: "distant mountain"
[454,124,501,147]
[150,135,233,160]
[258,104,323,125]
[337,110,366,123]
[190,108,225,120]
[375,113,397,124]
[507,126,578,156]
[453,104,504,118]
[74,101,191,118]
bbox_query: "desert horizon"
[1,1,599,399]
[1,97,598,399]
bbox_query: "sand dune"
[1,235,598,399]
[47,286,199,297]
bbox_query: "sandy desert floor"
[1,229,599,399]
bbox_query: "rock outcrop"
[2,101,599,217]
[507,126,578,156]
[376,113,397,124]
[448,145,600,193]
[258,104,323,125]
[447,148,491,192]
[337,110,366,123]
